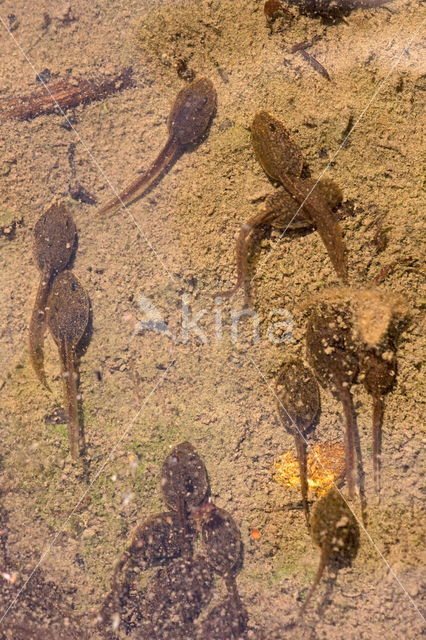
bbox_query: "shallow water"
[0,1,425,638]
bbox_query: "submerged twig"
[0,68,135,123]
[291,37,331,81]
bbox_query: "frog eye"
[268,122,276,132]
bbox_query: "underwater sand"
[0,0,425,638]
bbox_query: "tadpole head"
[33,203,76,275]
[161,442,210,512]
[362,348,397,399]
[168,77,217,146]
[311,488,360,566]
[306,303,359,394]
[128,512,187,567]
[251,111,304,182]
[275,358,320,436]
[200,506,243,578]
[46,270,90,350]
[143,554,214,627]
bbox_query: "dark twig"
[291,37,331,81]
[0,68,135,124]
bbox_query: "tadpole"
[29,204,76,388]
[98,78,217,214]
[144,555,214,626]
[306,304,359,499]
[161,442,210,534]
[300,488,359,615]
[361,345,397,496]
[100,511,188,631]
[275,358,321,525]
[200,506,242,596]
[46,271,89,459]
[288,0,392,21]
[196,593,248,639]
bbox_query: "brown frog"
[29,204,76,388]
[306,304,360,499]
[98,78,217,215]
[300,488,359,615]
[251,111,348,282]
[275,358,321,525]
[46,271,89,459]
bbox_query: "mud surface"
[0,1,425,638]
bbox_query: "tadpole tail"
[217,209,277,306]
[97,136,180,215]
[225,574,241,603]
[279,174,348,284]
[29,275,51,390]
[340,387,357,500]
[61,341,81,460]
[216,222,254,306]
[102,549,132,621]
[299,546,328,617]
[295,434,310,527]
[372,393,384,498]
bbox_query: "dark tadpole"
[144,555,214,626]
[300,487,360,615]
[46,271,89,460]
[196,593,248,639]
[99,511,189,634]
[287,0,392,22]
[199,505,246,636]
[200,506,243,597]
[275,358,321,526]
[361,345,397,497]
[161,441,210,540]
[29,204,76,389]
[306,304,359,499]
[98,78,217,215]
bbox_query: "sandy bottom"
[0,0,425,638]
